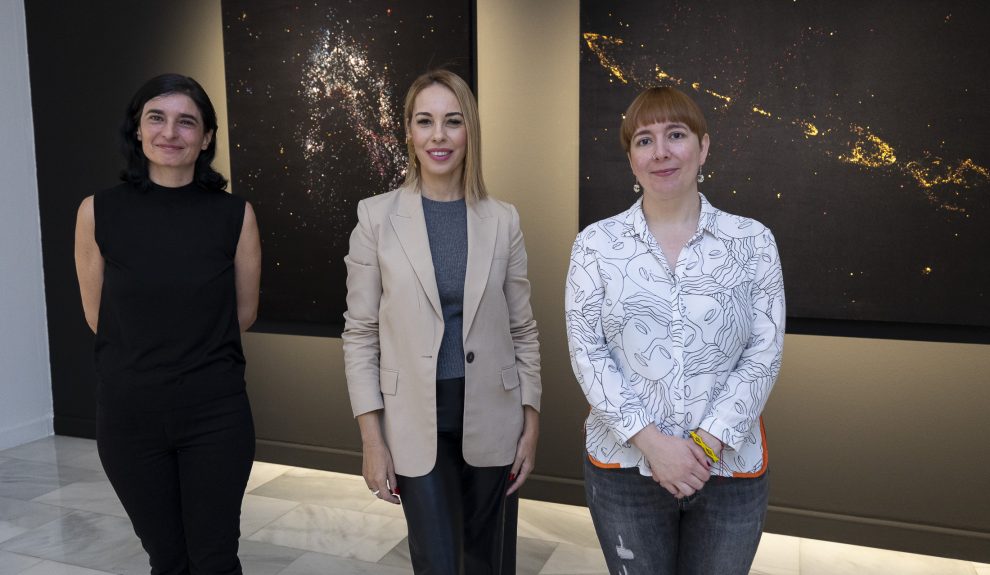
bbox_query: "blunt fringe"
[620,87,708,153]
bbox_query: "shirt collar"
[623,192,719,242]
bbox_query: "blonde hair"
[402,70,487,202]
[620,87,708,153]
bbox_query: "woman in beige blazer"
[342,69,541,574]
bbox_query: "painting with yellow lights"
[222,0,473,332]
[580,1,989,328]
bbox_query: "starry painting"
[222,0,473,331]
[580,1,989,328]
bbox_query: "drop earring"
[697,171,705,184]
[633,182,642,193]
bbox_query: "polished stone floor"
[0,436,987,575]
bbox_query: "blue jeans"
[584,456,769,575]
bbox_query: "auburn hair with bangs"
[619,87,708,153]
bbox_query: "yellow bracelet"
[689,430,720,463]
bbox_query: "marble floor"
[0,436,986,575]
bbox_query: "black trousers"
[97,391,255,575]
[397,431,516,575]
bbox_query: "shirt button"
[466,351,475,363]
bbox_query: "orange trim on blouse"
[587,453,622,469]
[732,416,769,478]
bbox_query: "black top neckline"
[147,181,200,194]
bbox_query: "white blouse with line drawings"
[565,193,785,477]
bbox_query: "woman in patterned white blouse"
[565,86,785,574]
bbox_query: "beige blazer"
[342,186,541,477]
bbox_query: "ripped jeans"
[583,456,769,575]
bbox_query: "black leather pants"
[397,431,516,575]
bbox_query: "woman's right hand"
[630,425,711,498]
[362,440,400,504]
[356,411,400,504]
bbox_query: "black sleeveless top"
[94,181,247,411]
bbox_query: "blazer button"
[466,351,475,363]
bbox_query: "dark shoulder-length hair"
[119,73,228,191]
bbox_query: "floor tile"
[238,539,307,575]
[245,461,292,493]
[375,538,410,570]
[517,536,558,575]
[249,468,375,512]
[0,497,67,545]
[751,532,801,575]
[249,504,407,563]
[0,460,103,501]
[800,538,977,575]
[361,497,406,519]
[377,535,554,574]
[0,551,42,575]
[0,510,147,574]
[517,499,600,549]
[17,560,115,575]
[0,528,29,550]
[281,551,413,575]
[538,542,609,575]
[58,451,106,475]
[240,494,300,537]
[0,437,97,467]
[31,481,127,518]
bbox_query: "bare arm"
[74,196,103,333]
[234,202,261,332]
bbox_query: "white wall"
[0,0,53,449]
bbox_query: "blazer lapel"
[389,187,442,318]
[463,199,497,337]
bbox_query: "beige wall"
[476,0,584,481]
[174,0,231,186]
[211,0,988,561]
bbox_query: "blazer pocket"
[380,369,398,396]
[500,365,521,390]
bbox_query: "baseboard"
[254,438,364,475]
[0,415,54,450]
[765,505,990,563]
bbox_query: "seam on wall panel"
[768,505,990,540]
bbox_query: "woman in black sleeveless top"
[74,74,261,574]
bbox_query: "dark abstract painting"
[222,0,473,331]
[580,1,989,328]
